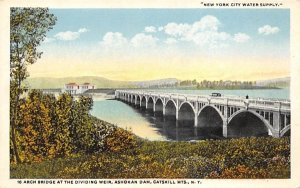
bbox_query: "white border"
[0,0,299,188]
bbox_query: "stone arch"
[155,97,164,105]
[141,96,147,109]
[155,98,164,114]
[132,95,136,104]
[165,99,177,108]
[198,104,224,119]
[129,94,132,103]
[178,101,196,114]
[228,109,273,131]
[227,109,273,137]
[197,105,224,136]
[178,102,195,122]
[147,96,154,110]
[165,99,177,117]
[280,124,291,137]
[136,95,141,106]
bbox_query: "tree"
[10,8,56,163]
[54,93,74,157]
[70,96,97,153]
[18,90,54,162]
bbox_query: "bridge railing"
[210,97,227,104]
[281,102,290,110]
[116,90,290,111]
[248,99,290,111]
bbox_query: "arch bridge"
[115,90,291,138]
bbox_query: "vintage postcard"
[0,0,300,187]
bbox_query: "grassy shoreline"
[11,127,290,179]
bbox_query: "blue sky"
[31,9,290,81]
[47,9,289,42]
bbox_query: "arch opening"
[280,125,291,137]
[141,96,147,110]
[282,129,290,137]
[198,106,223,136]
[178,103,195,122]
[227,111,269,137]
[147,97,154,110]
[165,100,176,120]
[136,96,141,108]
[127,94,130,103]
[127,95,131,104]
[132,95,136,105]
[155,98,163,116]
[129,95,133,103]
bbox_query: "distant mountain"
[25,76,180,89]
[26,76,289,89]
[256,77,290,88]
[25,76,133,89]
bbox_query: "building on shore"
[63,82,95,94]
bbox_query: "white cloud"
[191,31,231,48]
[233,33,250,43]
[54,28,89,41]
[158,26,164,31]
[258,25,280,35]
[78,28,88,33]
[192,15,220,32]
[131,33,158,48]
[161,15,231,48]
[145,26,157,33]
[55,31,80,41]
[100,32,159,52]
[43,37,55,43]
[97,15,250,53]
[164,38,178,45]
[164,22,191,37]
[101,32,128,48]
[163,15,220,38]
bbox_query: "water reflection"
[125,103,224,141]
[91,98,225,141]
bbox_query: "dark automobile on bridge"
[211,93,221,97]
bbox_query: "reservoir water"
[91,89,289,141]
